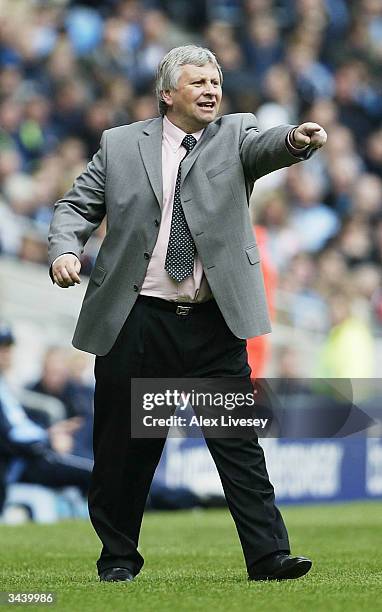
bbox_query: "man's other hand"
[292,122,327,149]
[52,254,81,288]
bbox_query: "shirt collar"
[163,115,204,152]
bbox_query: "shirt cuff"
[52,253,78,266]
[286,128,310,157]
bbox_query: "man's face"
[163,62,222,132]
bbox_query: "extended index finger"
[305,124,322,133]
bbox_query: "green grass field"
[1,501,382,612]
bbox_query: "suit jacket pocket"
[90,265,107,286]
[245,245,260,265]
[206,158,240,179]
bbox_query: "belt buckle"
[176,305,192,316]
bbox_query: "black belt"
[137,295,216,316]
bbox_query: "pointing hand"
[292,122,327,149]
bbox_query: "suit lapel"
[138,117,220,205]
[138,117,163,207]
[180,121,219,188]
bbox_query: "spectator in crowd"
[316,292,375,378]
[0,324,92,515]
[27,347,94,458]
[286,165,340,253]
[28,347,89,419]
[278,252,328,333]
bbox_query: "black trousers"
[90,297,290,576]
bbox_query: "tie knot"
[182,135,197,153]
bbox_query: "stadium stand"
[1,0,381,520]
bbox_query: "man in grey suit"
[48,45,327,582]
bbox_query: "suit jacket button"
[133,284,139,292]
[154,219,159,226]
[144,252,150,259]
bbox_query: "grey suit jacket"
[48,113,307,355]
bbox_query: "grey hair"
[155,45,223,116]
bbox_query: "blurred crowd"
[0,323,93,518]
[1,0,381,377]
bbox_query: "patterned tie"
[165,134,198,282]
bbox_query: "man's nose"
[203,81,215,95]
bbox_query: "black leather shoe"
[248,553,312,581]
[99,567,135,582]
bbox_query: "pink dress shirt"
[140,115,212,303]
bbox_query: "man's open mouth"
[197,101,215,109]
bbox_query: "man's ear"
[161,90,173,108]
